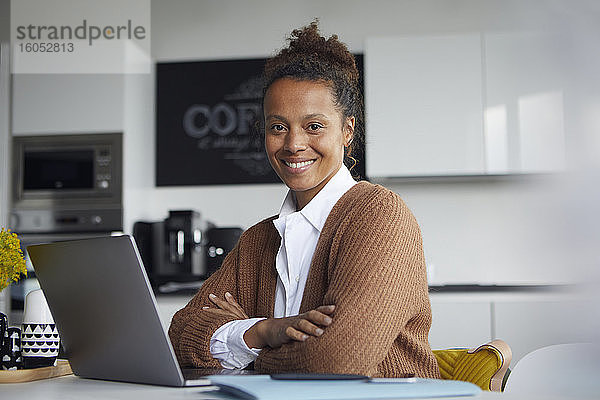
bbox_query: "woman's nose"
[283,128,307,153]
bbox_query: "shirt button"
[295,276,300,282]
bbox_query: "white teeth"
[284,160,315,169]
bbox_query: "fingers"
[282,305,336,342]
[285,326,308,342]
[208,293,227,309]
[201,307,238,319]
[303,308,334,327]
[208,293,247,319]
[225,292,249,319]
[295,318,324,337]
[315,305,336,315]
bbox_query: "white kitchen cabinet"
[365,31,568,177]
[429,290,595,365]
[484,32,568,173]
[366,34,485,177]
[12,74,124,135]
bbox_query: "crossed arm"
[203,193,428,376]
[168,226,337,367]
[206,292,336,349]
[170,192,429,375]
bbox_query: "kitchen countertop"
[154,283,575,297]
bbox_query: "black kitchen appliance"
[205,227,243,277]
[133,213,243,291]
[155,210,212,281]
[11,133,123,233]
[133,210,210,288]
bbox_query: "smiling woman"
[264,78,353,209]
[168,21,440,379]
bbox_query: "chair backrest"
[504,343,600,397]
[433,339,512,391]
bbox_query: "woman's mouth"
[282,159,315,173]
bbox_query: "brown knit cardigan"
[168,181,440,378]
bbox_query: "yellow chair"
[433,339,512,392]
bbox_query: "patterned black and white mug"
[0,312,7,359]
[1,327,22,370]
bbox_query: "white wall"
[10,0,600,284]
[0,50,8,226]
[1,0,11,315]
[149,0,579,60]
[12,74,123,134]
[1,0,10,229]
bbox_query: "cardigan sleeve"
[168,237,245,368]
[254,190,431,376]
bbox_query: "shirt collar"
[273,164,357,235]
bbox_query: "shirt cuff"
[210,317,266,369]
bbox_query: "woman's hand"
[203,293,335,349]
[203,292,248,319]
[244,305,336,349]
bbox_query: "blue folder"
[208,375,481,400]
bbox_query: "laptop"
[27,235,240,387]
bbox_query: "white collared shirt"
[209,165,357,369]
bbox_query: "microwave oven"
[11,133,123,233]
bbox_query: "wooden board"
[0,359,72,383]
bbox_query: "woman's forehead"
[264,78,338,117]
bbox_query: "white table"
[3,375,220,400]
[1,374,571,400]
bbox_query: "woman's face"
[264,78,354,209]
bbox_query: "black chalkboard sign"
[156,56,365,186]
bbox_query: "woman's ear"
[344,116,356,146]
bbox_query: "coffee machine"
[204,227,243,276]
[134,210,214,288]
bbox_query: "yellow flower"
[0,228,28,292]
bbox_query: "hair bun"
[266,20,359,85]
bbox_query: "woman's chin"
[278,173,312,190]
[285,183,312,193]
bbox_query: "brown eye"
[270,124,285,132]
[308,123,323,132]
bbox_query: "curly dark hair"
[263,20,364,172]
